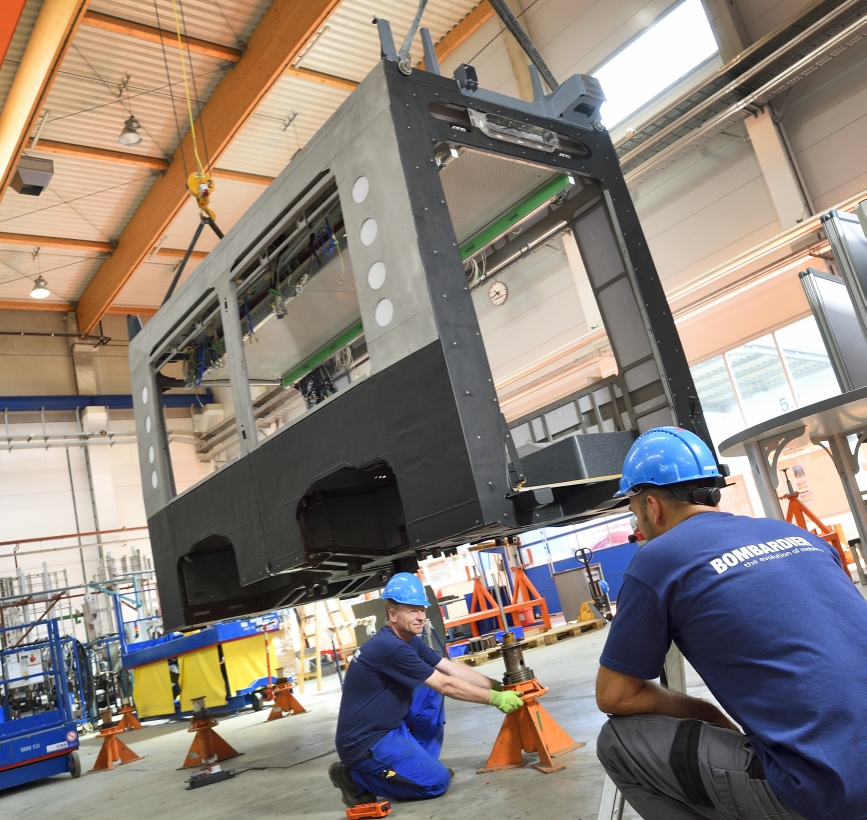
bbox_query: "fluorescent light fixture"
[30,275,50,299]
[594,0,718,128]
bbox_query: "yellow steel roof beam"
[75,0,344,333]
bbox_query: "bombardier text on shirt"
[709,536,813,574]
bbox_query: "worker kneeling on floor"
[330,573,523,807]
[595,427,867,820]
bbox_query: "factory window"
[690,355,746,445]
[593,0,718,127]
[774,317,841,407]
[691,316,840,442]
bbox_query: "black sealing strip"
[670,719,714,809]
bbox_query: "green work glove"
[489,689,524,713]
[490,680,503,692]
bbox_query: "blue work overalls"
[349,684,449,800]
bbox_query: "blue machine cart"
[0,619,81,790]
[121,615,280,718]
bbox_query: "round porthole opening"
[375,298,394,327]
[367,261,386,289]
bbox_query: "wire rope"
[152,0,188,178]
[177,0,212,172]
[169,0,205,177]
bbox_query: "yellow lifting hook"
[187,171,216,221]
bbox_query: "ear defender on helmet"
[690,486,722,506]
[670,484,723,507]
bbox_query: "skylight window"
[593,0,718,128]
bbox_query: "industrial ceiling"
[0,0,488,330]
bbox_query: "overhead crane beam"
[0,231,208,260]
[80,10,356,91]
[0,0,89,204]
[81,10,241,61]
[32,140,275,185]
[75,0,343,334]
[0,300,157,315]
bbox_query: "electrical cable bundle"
[298,365,336,406]
[183,327,225,388]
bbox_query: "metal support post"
[826,434,867,585]
[744,440,785,520]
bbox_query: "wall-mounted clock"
[488,280,508,306]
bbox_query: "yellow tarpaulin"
[132,660,176,718]
[222,634,272,695]
[178,645,227,712]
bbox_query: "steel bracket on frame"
[758,427,806,489]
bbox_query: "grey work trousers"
[597,715,808,820]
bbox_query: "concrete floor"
[2,626,720,820]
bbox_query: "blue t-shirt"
[335,626,442,766]
[600,512,867,820]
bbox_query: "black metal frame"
[144,60,712,629]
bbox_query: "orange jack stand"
[181,703,241,770]
[116,704,143,731]
[781,480,852,578]
[478,678,584,774]
[266,677,308,721]
[346,801,391,819]
[91,712,143,772]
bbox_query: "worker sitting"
[595,426,867,820]
[330,572,523,807]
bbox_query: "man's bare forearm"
[611,679,738,731]
[437,657,498,689]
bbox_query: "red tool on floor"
[181,698,241,770]
[345,801,391,819]
[478,634,583,774]
[266,667,308,721]
[91,709,143,772]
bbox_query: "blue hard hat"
[615,427,721,498]
[382,572,428,607]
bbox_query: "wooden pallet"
[452,619,606,666]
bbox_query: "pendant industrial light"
[118,115,142,146]
[30,275,50,299]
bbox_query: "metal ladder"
[596,646,689,820]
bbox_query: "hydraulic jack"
[181,698,241,770]
[266,668,308,721]
[479,633,583,774]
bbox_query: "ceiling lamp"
[30,275,50,299]
[118,115,142,146]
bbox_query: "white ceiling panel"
[88,0,271,51]
[37,25,226,160]
[115,256,203,308]
[299,0,479,83]
[0,153,157,243]
[219,74,352,177]
[0,245,103,303]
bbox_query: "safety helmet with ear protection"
[615,427,722,502]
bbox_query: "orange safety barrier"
[478,678,583,774]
